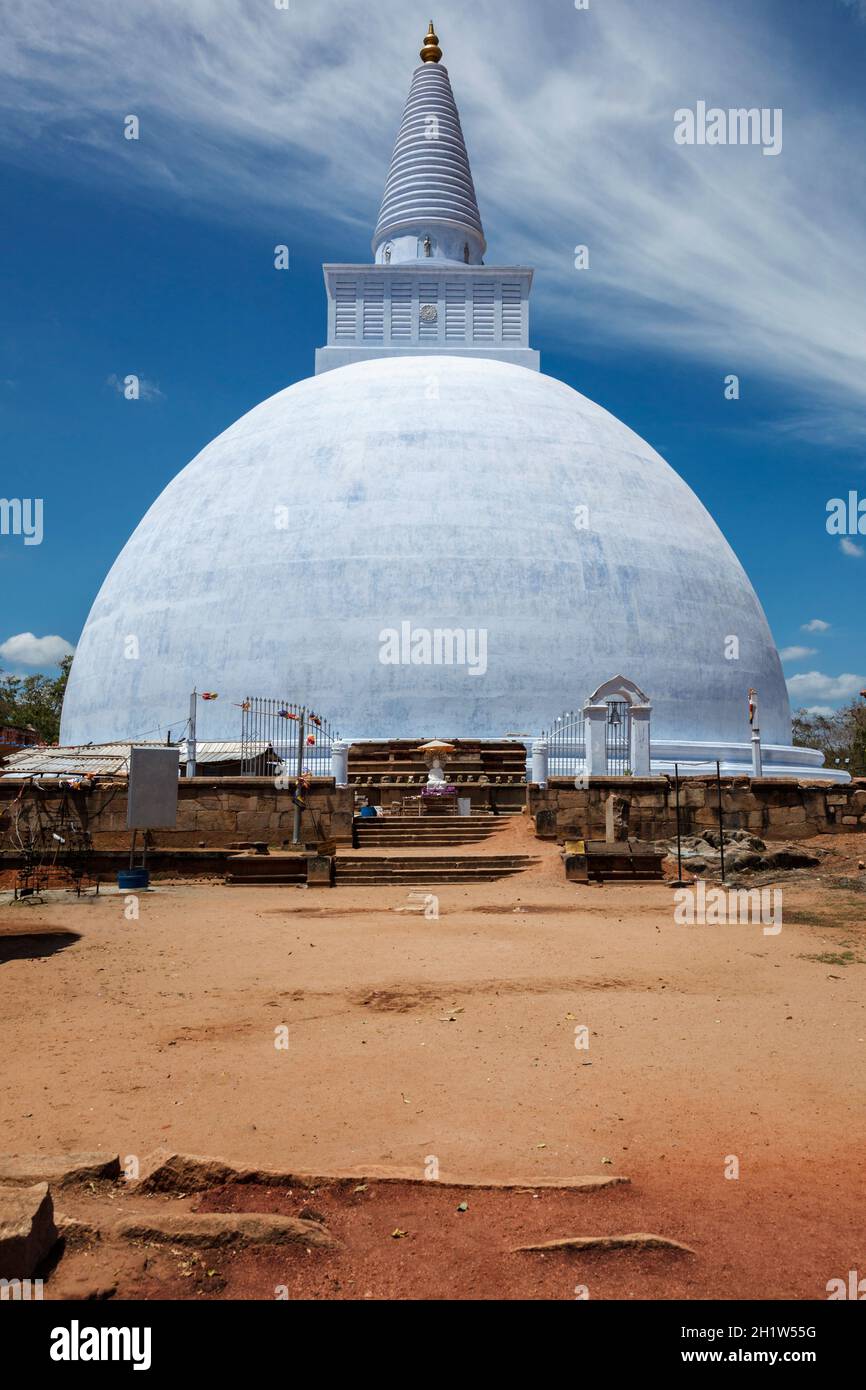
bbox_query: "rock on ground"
[0,1182,58,1278]
[56,1214,101,1244]
[0,1152,120,1187]
[137,1153,247,1193]
[115,1211,340,1251]
[514,1232,696,1254]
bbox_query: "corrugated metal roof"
[2,753,131,776]
[180,741,274,762]
[1,740,278,777]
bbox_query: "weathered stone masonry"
[0,778,354,851]
[529,777,866,843]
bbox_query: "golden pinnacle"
[420,21,442,64]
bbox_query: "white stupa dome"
[61,354,790,750]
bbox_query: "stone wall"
[0,777,354,851]
[529,777,866,843]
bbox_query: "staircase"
[225,853,308,886]
[354,813,512,848]
[348,739,526,788]
[335,853,537,885]
[225,813,539,887]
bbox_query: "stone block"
[681,787,707,808]
[767,806,807,825]
[115,1211,339,1251]
[330,811,354,842]
[0,1182,57,1279]
[307,855,334,887]
[605,794,630,842]
[0,1153,120,1187]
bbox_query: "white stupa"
[60,24,835,779]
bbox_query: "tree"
[792,698,866,779]
[0,655,73,745]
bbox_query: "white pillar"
[630,703,652,776]
[584,703,608,776]
[531,738,549,787]
[331,740,349,787]
[186,690,197,779]
[751,727,763,778]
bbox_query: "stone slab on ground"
[56,1214,102,1244]
[0,1152,120,1187]
[514,1232,696,1254]
[115,1211,339,1251]
[138,1151,631,1195]
[0,1181,57,1278]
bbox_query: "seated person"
[359,798,379,818]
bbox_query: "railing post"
[584,703,608,776]
[751,725,763,778]
[531,738,549,787]
[629,703,652,776]
[331,740,349,787]
[292,709,306,846]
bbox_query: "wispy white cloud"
[840,537,864,557]
[764,408,866,452]
[779,645,816,661]
[787,670,866,702]
[1,2,865,425]
[802,618,831,632]
[0,632,74,666]
[106,373,164,402]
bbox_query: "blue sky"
[1,0,864,715]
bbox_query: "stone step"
[357,840,501,846]
[356,816,506,825]
[337,869,528,882]
[337,875,523,884]
[355,831,497,841]
[340,850,536,861]
[356,818,509,835]
[356,825,500,833]
[358,811,505,822]
[225,854,307,886]
[338,864,531,874]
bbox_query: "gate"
[239,698,338,778]
[605,700,631,774]
[542,710,586,778]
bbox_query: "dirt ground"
[1,820,864,1299]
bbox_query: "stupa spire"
[316,24,538,374]
[372,24,486,265]
[420,21,442,64]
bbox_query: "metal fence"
[543,701,632,776]
[239,698,338,778]
[543,710,586,777]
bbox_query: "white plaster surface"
[61,356,792,751]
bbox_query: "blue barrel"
[117,868,150,890]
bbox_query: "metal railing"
[239,699,338,778]
[543,710,586,777]
[543,701,632,776]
